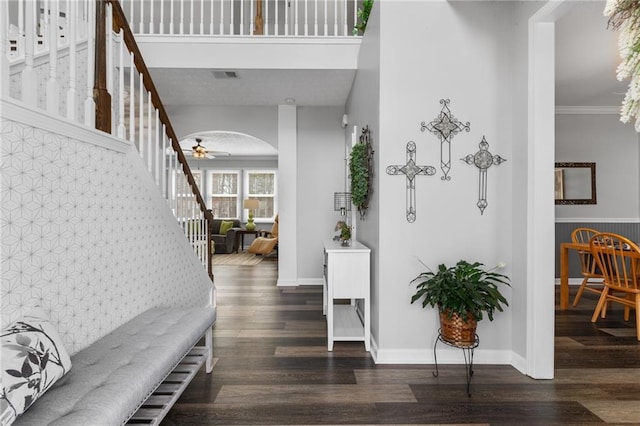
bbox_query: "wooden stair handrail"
[96,0,214,281]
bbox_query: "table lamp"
[243,199,259,231]
[334,192,351,216]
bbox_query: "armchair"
[247,215,278,255]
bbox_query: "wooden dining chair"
[589,233,640,341]
[571,227,604,307]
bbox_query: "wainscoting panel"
[555,222,640,278]
[1,101,211,354]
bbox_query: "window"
[210,171,239,219]
[244,171,277,221]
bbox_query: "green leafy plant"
[410,260,510,322]
[349,128,373,220]
[334,221,351,241]
[353,0,374,35]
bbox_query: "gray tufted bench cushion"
[13,307,216,426]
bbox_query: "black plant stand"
[433,330,479,397]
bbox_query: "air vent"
[212,70,239,79]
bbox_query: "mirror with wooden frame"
[554,162,596,205]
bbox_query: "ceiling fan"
[182,138,230,160]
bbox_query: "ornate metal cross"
[421,99,470,181]
[386,141,436,223]
[461,136,506,215]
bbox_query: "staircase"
[2,0,214,281]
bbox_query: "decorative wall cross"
[421,99,470,181]
[386,141,436,223]
[461,136,506,215]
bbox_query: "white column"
[155,108,161,185]
[66,0,77,120]
[160,0,165,34]
[264,0,268,35]
[274,0,278,35]
[200,0,205,34]
[342,0,347,36]
[526,10,559,380]
[117,31,126,138]
[149,0,154,33]
[219,0,223,35]
[230,0,234,35]
[324,0,327,36]
[17,0,25,58]
[210,0,214,34]
[138,73,144,156]
[162,125,168,198]
[240,0,242,35]
[83,0,94,126]
[147,90,153,170]
[46,0,59,114]
[139,0,144,33]
[189,0,194,34]
[313,0,317,36]
[277,104,298,287]
[107,2,115,134]
[294,0,299,35]
[303,0,307,36]
[129,52,135,142]
[0,0,10,98]
[333,0,337,36]
[352,0,356,35]
[179,0,184,34]
[170,0,175,34]
[250,0,254,35]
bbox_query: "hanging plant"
[353,0,374,36]
[605,0,640,130]
[349,126,374,220]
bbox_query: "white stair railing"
[2,0,94,124]
[1,0,215,281]
[119,0,362,37]
[99,0,214,278]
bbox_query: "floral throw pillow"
[1,308,72,426]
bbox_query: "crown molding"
[555,105,620,115]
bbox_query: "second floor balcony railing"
[120,0,363,37]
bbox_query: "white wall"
[366,1,519,363]
[345,0,381,350]
[296,106,347,282]
[555,113,640,221]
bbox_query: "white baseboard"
[297,278,324,286]
[276,279,299,287]
[373,347,515,365]
[510,351,528,376]
[371,335,528,372]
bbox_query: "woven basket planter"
[439,310,477,346]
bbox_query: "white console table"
[323,240,371,351]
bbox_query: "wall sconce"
[334,192,351,216]
[243,199,259,230]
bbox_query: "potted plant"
[410,260,510,345]
[334,221,352,246]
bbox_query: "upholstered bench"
[12,307,216,426]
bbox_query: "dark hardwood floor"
[162,259,640,425]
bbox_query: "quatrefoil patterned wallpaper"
[1,113,211,355]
